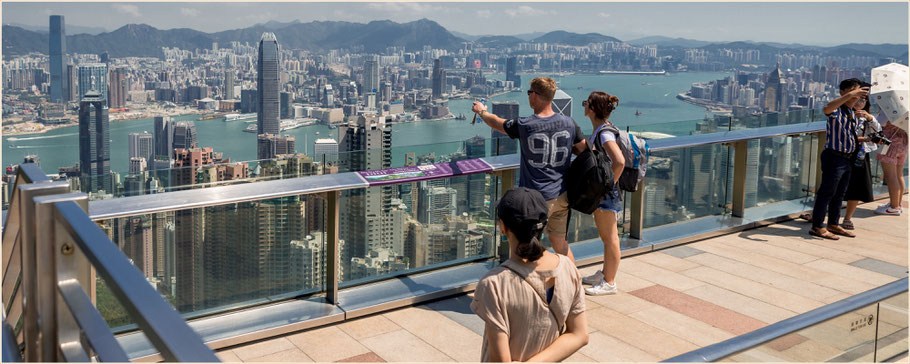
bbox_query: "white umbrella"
[870,63,909,132]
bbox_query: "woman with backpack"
[579,91,626,295]
[471,187,588,362]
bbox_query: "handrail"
[53,200,219,362]
[87,121,826,221]
[663,277,909,362]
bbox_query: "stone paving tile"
[359,329,454,362]
[682,284,797,324]
[629,305,734,347]
[383,306,482,362]
[810,273,878,295]
[681,266,824,313]
[764,333,809,352]
[686,252,842,302]
[757,235,865,264]
[578,331,660,362]
[232,337,297,362]
[337,314,402,341]
[584,290,658,315]
[804,259,898,286]
[245,348,313,362]
[335,352,387,362]
[629,284,767,335]
[719,237,821,264]
[780,338,844,361]
[849,257,909,278]
[661,245,706,258]
[216,350,242,362]
[636,251,702,272]
[285,325,370,362]
[420,294,486,336]
[563,351,597,362]
[695,241,830,281]
[584,307,699,358]
[620,259,707,291]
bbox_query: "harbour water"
[2,72,728,175]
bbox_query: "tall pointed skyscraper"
[49,15,67,103]
[79,75,111,193]
[763,62,788,112]
[257,33,280,140]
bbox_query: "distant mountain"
[450,31,480,42]
[2,19,466,57]
[474,35,524,49]
[627,36,711,48]
[5,22,109,35]
[532,31,622,46]
[826,43,908,58]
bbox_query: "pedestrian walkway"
[216,200,908,362]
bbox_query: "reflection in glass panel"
[751,135,817,207]
[95,193,326,326]
[876,292,908,362]
[641,144,730,228]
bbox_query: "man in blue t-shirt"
[472,77,587,261]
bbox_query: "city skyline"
[2,2,908,47]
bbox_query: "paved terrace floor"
[216,200,908,362]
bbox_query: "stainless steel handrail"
[53,200,219,362]
[87,121,826,221]
[663,277,909,362]
[57,279,130,362]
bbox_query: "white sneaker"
[582,270,604,285]
[875,206,902,216]
[585,280,617,296]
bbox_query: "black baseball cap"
[497,187,549,232]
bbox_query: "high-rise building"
[49,15,67,103]
[108,68,128,108]
[129,132,154,163]
[491,102,519,155]
[257,33,280,136]
[505,57,520,87]
[463,135,487,214]
[257,134,296,160]
[323,84,334,108]
[432,58,446,99]
[172,121,198,150]
[363,55,380,95]
[280,91,292,119]
[314,138,339,164]
[129,157,148,174]
[78,89,111,193]
[224,71,234,100]
[241,89,258,114]
[417,186,457,225]
[764,62,788,112]
[153,116,175,161]
[552,89,572,117]
[66,63,78,102]
[78,63,108,102]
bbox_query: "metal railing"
[664,277,909,362]
[1,166,218,361]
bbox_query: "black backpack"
[565,131,615,214]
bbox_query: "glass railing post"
[34,192,91,361]
[16,181,70,362]
[325,191,340,305]
[814,131,826,193]
[629,181,645,240]
[732,141,748,217]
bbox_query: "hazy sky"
[3,2,908,46]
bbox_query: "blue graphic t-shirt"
[503,113,584,201]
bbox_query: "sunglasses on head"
[581,100,589,107]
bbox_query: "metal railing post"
[34,193,90,361]
[325,191,340,305]
[732,141,748,218]
[814,131,826,193]
[496,169,516,262]
[16,181,70,362]
[629,181,645,240]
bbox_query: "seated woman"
[471,187,589,362]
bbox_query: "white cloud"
[366,2,449,14]
[180,8,200,17]
[598,12,610,18]
[505,6,554,18]
[476,10,492,19]
[112,4,141,17]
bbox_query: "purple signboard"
[357,158,494,186]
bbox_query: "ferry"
[454,113,467,120]
[224,113,257,122]
[635,110,643,116]
[242,118,317,133]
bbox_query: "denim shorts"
[598,185,622,213]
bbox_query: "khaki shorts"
[545,192,570,238]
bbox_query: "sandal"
[798,213,812,222]
[809,227,840,240]
[841,219,854,230]
[827,225,855,238]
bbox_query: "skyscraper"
[764,62,788,112]
[108,68,128,108]
[314,138,339,164]
[432,58,446,99]
[66,63,77,102]
[363,55,380,95]
[552,89,572,117]
[154,116,175,161]
[257,134,296,160]
[257,33,280,136]
[491,102,519,155]
[224,71,235,100]
[78,63,108,102]
[463,135,487,214]
[172,121,198,150]
[505,57,520,88]
[78,89,111,193]
[129,132,154,163]
[49,15,67,103]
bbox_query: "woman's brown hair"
[586,91,619,120]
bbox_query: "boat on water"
[224,113,257,122]
[242,118,316,133]
[635,110,642,116]
[454,113,467,120]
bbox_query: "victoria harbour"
[3,72,727,175]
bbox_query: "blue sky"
[2,2,908,46]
